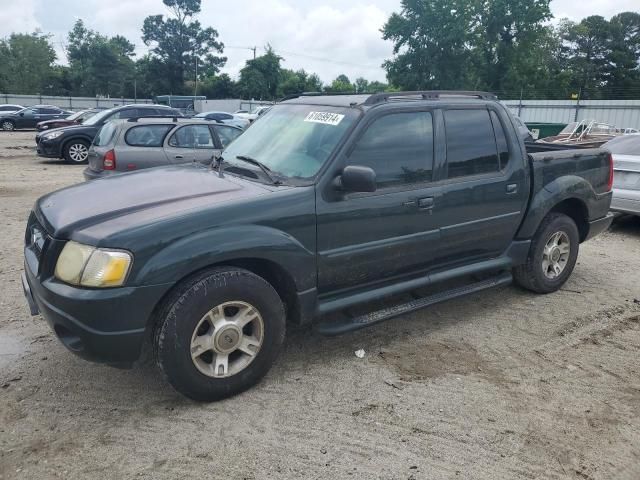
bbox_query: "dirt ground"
[0,130,639,480]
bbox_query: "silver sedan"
[604,134,640,216]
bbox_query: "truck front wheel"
[154,267,286,401]
[513,213,580,294]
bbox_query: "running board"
[314,272,512,336]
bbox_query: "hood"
[35,164,274,240]
[38,119,75,127]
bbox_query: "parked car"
[84,118,244,180]
[1,105,71,131]
[235,105,272,123]
[0,104,24,113]
[604,134,640,216]
[193,111,250,129]
[22,91,613,401]
[35,104,182,164]
[36,109,101,132]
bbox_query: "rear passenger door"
[118,124,174,171]
[436,107,528,266]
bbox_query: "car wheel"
[1,120,15,131]
[154,267,286,402]
[513,212,580,294]
[63,140,90,164]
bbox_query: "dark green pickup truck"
[22,91,613,401]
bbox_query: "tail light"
[103,150,116,170]
[606,153,613,192]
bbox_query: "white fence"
[0,94,153,110]
[502,99,640,129]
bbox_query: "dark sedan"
[36,104,183,163]
[36,109,101,132]
[1,105,71,131]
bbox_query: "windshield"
[604,135,640,155]
[222,104,359,181]
[66,111,86,121]
[84,108,116,126]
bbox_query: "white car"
[605,134,640,216]
[235,106,272,123]
[194,111,250,130]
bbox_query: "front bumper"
[611,189,640,216]
[36,138,62,158]
[23,251,171,366]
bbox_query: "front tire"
[63,140,90,164]
[513,213,580,293]
[154,267,286,401]
[1,120,15,131]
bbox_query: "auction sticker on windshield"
[304,111,345,126]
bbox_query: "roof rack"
[127,115,180,123]
[363,91,497,105]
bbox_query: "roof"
[113,117,243,129]
[281,91,498,108]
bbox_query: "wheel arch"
[549,198,589,242]
[62,135,92,156]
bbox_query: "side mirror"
[338,165,376,193]
[78,118,84,124]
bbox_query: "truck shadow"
[609,214,640,237]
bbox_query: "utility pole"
[252,46,256,60]
[194,57,198,97]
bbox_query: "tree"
[278,69,323,97]
[236,46,282,99]
[605,12,640,97]
[142,0,226,94]
[200,73,237,98]
[0,32,57,95]
[325,74,354,93]
[382,0,475,90]
[67,20,136,97]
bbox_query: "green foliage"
[67,20,136,98]
[0,32,57,94]
[236,46,282,99]
[142,0,226,94]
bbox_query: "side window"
[125,125,173,147]
[489,111,510,170]
[221,113,233,120]
[94,122,118,147]
[347,112,434,189]
[169,125,214,149]
[112,109,138,120]
[444,109,499,179]
[214,125,242,148]
[40,107,60,114]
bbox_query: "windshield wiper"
[234,155,282,185]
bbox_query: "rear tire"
[1,120,15,131]
[154,267,286,402]
[513,213,580,294]
[63,140,90,164]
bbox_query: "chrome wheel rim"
[68,143,88,162]
[2,121,14,131]
[190,301,264,378]
[542,231,570,279]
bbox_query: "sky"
[0,0,637,84]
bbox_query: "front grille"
[25,212,50,263]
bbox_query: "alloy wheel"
[542,231,571,279]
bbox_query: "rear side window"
[169,125,215,149]
[444,109,500,178]
[112,109,138,120]
[347,112,434,189]
[39,107,60,114]
[214,125,242,148]
[125,125,173,147]
[94,122,118,147]
[490,111,510,169]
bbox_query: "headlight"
[55,241,133,288]
[44,131,63,140]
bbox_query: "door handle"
[175,155,184,159]
[506,184,518,194]
[418,197,434,209]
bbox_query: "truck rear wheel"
[154,267,286,401]
[513,213,580,294]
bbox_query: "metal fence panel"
[0,94,153,110]
[502,99,640,128]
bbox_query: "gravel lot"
[0,131,639,480]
